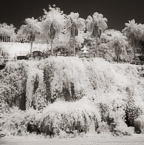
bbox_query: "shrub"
[113,125,134,136]
[1,107,26,136]
[97,122,110,134]
[39,99,100,137]
[125,88,143,127]
[0,61,28,110]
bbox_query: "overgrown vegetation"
[0,57,144,137]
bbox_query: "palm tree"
[86,12,108,57]
[0,24,5,42]
[28,30,36,57]
[41,5,65,56]
[49,22,56,55]
[70,18,78,56]
[122,19,141,60]
[66,12,85,56]
[100,29,129,62]
[22,17,41,57]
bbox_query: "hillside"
[0,57,144,137]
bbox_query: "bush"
[0,44,9,58]
[1,107,26,136]
[113,125,134,136]
[0,61,28,110]
[1,108,41,136]
[1,100,100,137]
[39,99,100,137]
[97,122,110,134]
[125,88,143,127]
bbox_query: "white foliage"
[86,12,108,33]
[1,57,144,136]
[41,5,66,41]
[93,12,108,30]
[25,17,41,33]
[0,23,16,41]
[67,12,86,32]
[40,98,100,134]
[123,19,144,41]
[26,64,44,110]
[100,29,131,61]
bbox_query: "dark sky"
[0,0,144,31]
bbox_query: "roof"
[81,46,89,53]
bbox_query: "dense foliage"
[1,5,144,61]
[0,57,144,136]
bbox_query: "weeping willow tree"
[41,5,65,56]
[86,12,108,57]
[66,12,85,56]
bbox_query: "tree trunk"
[30,41,33,58]
[68,42,70,56]
[95,37,99,57]
[117,55,119,63]
[1,35,2,42]
[133,44,136,60]
[46,39,49,57]
[47,39,49,50]
[51,39,53,55]
[131,36,136,60]
[73,37,76,56]
[3,35,5,42]
[115,45,120,63]
[2,35,4,42]
[4,36,6,42]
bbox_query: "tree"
[53,32,70,55]
[100,29,131,62]
[66,12,85,56]
[0,23,16,42]
[86,12,108,57]
[21,17,41,57]
[122,20,138,60]
[112,37,122,63]
[122,19,144,60]
[17,25,28,42]
[41,5,65,55]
